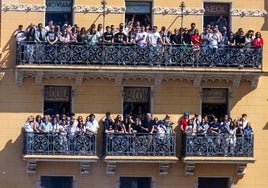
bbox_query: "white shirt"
[135,32,148,47]
[149,31,161,47]
[23,122,34,132]
[85,119,99,133]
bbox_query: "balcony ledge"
[15,65,261,88]
[182,156,255,176]
[22,154,99,175]
[104,156,178,175]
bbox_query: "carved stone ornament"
[231,9,268,17]
[153,7,204,15]
[73,6,126,14]
[2,4,46,12]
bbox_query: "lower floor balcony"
[22,132,255,175]
[22,132,98,175]
[103,133,178,175]
[182,134,255,176]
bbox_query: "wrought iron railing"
[16,42,262,68]
[104,133,176,156]
[184,134,254,157]
[23,132,96,155]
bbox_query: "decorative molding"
[16,71,24,86]
[185,163,195,176]
[2,4,46,12]
[106,162,117,175]
[231,9,267,17]
[75,72,84,85]
[153,7,204,15]
[154,74,163,87]
[27,161,37,175]
[114,74,124,86]
[80,162,90,175]
[35,72,44,85]
[194,75,203,87]
[73,5,126,14]
[237,163,247,177]
[159,163,170,175]
[250,76,259,89]
[15,68,260,89]
[233,75,242,88]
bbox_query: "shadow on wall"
[0,133,37,187]
[261,0,268,30]
[0,33,15,81]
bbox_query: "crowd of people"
[23,111,253,137]
[23,112,175,138]
[180,112,253,136]
[14,19,264,50]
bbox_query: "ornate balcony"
[15,42,262,88]
[22,132,98,175]
[103,133,178,175]
[16,42,262,68]
[182,134,255,176]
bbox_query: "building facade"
[0,0,267,187]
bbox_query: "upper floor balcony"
[15,42,262,88]
[16,42,262,68]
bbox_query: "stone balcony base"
[182,156,255,176]
[104,156,178,175]
[22,154,99,175]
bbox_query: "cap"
[183,112,189,117]
[157,120,165,125]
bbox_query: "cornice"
[2,4,46,12]
[73,5,126,14]
[2,3,267,18]
[153,7,204,15]
[231,9,267,17]
[15,68,260,88]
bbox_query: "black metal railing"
[16,42,262,68]
[184,134,254,157]
[23,132,96,155]
[104,133,176,156]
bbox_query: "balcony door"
[40,176,73,188]
[202,88,228,120]
[45,0,73,26]
[125,1,152,26]
[43,85,72,116]
[203,3,230,32]
[120,177,152,188]
[123,87,151,118]
[198,177,230,188]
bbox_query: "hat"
[157,120,165,125]
[183,112,189,117]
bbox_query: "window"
[43,85,72,116]
[202,88,228,119]
[198,177,230,188]
[46,0,73,26]
[40,176,73,188]
[123,87,151,117]
[203,3,230,32]
[125,1,152,27]
[120,177,152,188]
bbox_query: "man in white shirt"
[135,25,148,47]
[85,114,99,134]
[148,26,163,47]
